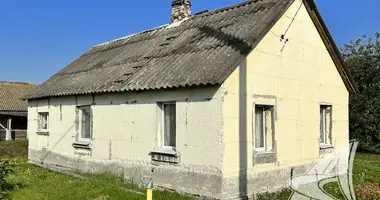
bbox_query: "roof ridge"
[0,81,35,85]
[92,24,169,49]
[193,0,259,18]
[91,0,259,50]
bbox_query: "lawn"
[323,153,380,200]
[256,153,380,200]
[0,141,379,200]
[0,141,195,200]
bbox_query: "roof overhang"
[0,111,27,117]
[303,0,359,94]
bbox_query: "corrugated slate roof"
[25,0,295,99]
[0,82,36,112]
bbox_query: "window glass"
[163,103,176,147]
[255,106,265,149]
[38,113,49,130]
[81,107,91,139]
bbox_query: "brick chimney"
[171,0,192,23]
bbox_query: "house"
[0,81,35,141]
[24,0,358,199]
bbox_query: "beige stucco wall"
[222,0,349,178]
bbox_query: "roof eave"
[23,82,222,100]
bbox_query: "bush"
[0,160,13,199]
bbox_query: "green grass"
[323,153,380,200]
[0,140,28,158]
[4,157,195,200]
[256,153,380,200]
[255,189,292,200]
[0,141,379,199]
[0,141,195,200]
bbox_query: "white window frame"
[161,102,176,149]
[320,105,332,146]
[320,106,327,145]
[78,106,92,142]
[38,112,49,132]
[255,106,266,152]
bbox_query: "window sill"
[37,131,49,136]
[72,141,91,150]
[320,144,334,149]
[254,151,277,165]
[150,148,180,164]
[320,145,334,155]
[150,148,178,156]
[256,151,276,155]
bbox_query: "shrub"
[0,160,13,199]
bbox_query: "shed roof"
[25,0,357,99]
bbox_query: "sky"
[0,0,378,84]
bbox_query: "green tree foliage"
[342,33,380,154]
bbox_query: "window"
[255,106,265,151]
[149,102,179,164]
[38,112,49,131]
[161,103,176,148]
[320,105,332,145]
[254,105,275,152]
[79,106,92,142]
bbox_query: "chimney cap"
[171,0,191,7]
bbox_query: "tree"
[342,33,380,154]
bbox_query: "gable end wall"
[221,0,349,198]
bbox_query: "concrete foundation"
[29,148,314,200]
[29,148,224,199]
[221,163,313,199]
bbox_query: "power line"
[280,1,304,51]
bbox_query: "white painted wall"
[28,86,224,170]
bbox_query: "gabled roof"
[25,0,296,99]
[25,0,357,100]
[0,82,36,114]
